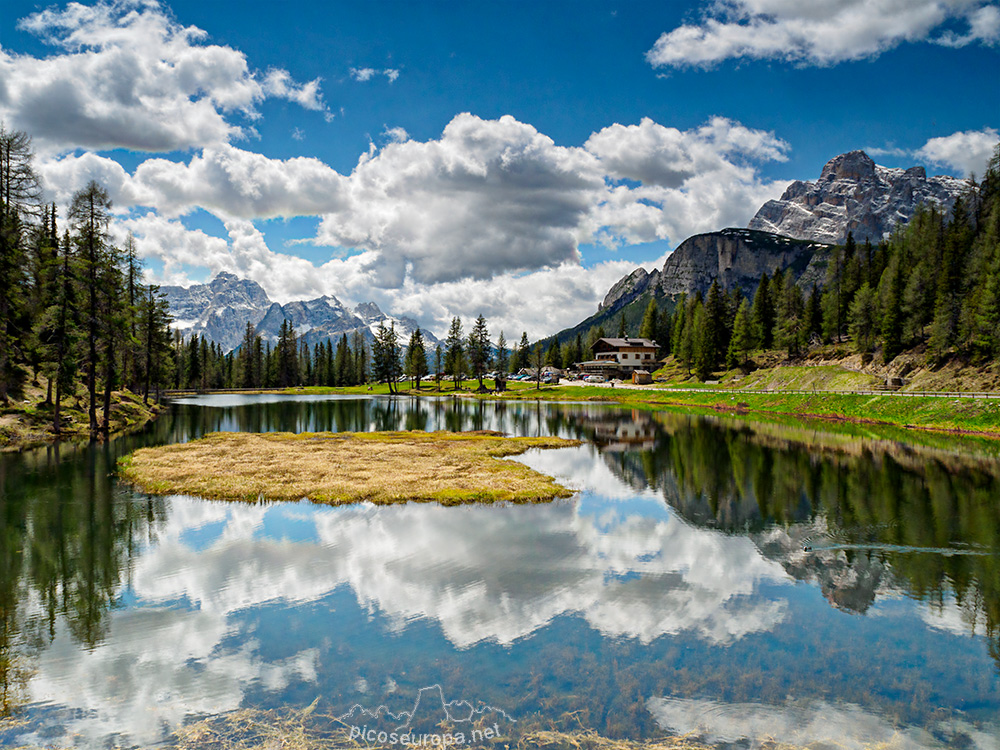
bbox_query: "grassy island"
[119,430,581,505]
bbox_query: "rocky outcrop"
[749,150,965,244]
[162,274,437,352]
[655,228,831,300]
[599,267,660,313]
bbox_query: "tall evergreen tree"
[726,298,754,370]
[467,315,491,391]
[514,331,530,372]
[495,331,509,391]
[68,180,113,431]
[848,282,878,353]
[445,316,465,390]
[405,328,428,389]
[775,270,806,357]
[545,339,563,369]
[639,299,659,344]
[751,273,774,350]
[0,125,42,405]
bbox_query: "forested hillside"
[658,145,1000,380]
[0,125,173,436]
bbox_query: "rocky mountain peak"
[819,150,876,183]
[749,150,965,245]
[353,301,384,322]
[600,267,658,312]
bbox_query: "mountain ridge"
[555,150,966,346]
[161,273,437,352]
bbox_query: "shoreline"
[0,386,167,453]
[160,381,1000,441]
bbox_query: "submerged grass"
[119,430,581,505]
[167,707,717,750]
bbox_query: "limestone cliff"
[749,150,965,245]
[656,228,830,300]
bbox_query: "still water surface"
[1,395,999,748]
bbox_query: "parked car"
[584,374,606,383]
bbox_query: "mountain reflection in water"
[0,395,998,748]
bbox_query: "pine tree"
[726,298,753,370]
[334,334,351,386]
[775,270,805,357]
[445,316,465,390]
[495,331,509,391]
[639,299,659,344]
[405,328,428,389]
[47,230,80,430]
[68,180,113,431]
[276,319,299,387]
[702,279,727,370]
[751,273,774,350]
[0,125,42,405]
[545,339,562,369]
[515,331,530,372]
[848,282,878,353]
[467,315,491,391]
[677,296,699,375]
[691,303,710,380]
[879,258,904,363]
[804,285,822,342]
[670,294,687,359]
[139,284,172,403]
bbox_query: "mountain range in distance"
[161,273,436,353]
[160,150,965,352]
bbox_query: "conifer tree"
[515,331,530,372]
[545,339,562,369]
[68,180,113,431]
[445,316,465,390]
[726,298,753,370]
[467,315,491,391]
[495,331,508,391]
[639,299,659,343]
[405,328,428,389]
[0,125,42,405]
[702,279,728,369]
[848,282,878,353]
[879,259,904,362]
[775,270,805,357]
[751,273,774,350]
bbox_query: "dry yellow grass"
[119,430,581,505]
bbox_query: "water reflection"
[1,396,999,747]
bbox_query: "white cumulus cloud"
[915,127,999,177]
[0,0,329,153]
[647,0,1000,69]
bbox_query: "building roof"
[593,337,658,349]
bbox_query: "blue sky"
[2,0,998,338]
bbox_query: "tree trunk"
[101,333,114,433]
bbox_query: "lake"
[1,394,999,748]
